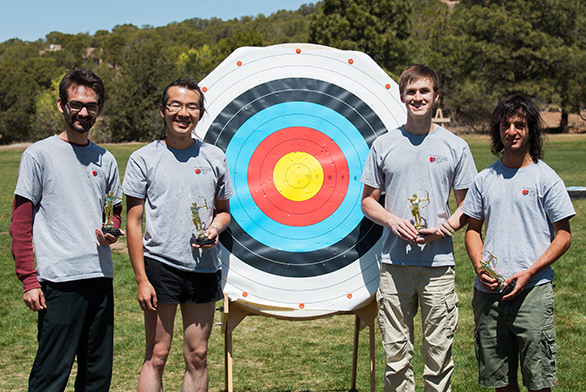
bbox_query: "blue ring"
[225,102,369,252]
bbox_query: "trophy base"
[501,280,516,296]
[102,226,122,237]
[192,231,216,246]
[195,237,216,246]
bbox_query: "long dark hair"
[489,95,544,162]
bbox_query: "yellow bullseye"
[273,152,324,201]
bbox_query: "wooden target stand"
[221,294,377,392]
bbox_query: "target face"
[198,45,406,317]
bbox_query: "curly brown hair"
[489,96,544,162]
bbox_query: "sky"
[0,0,314,43]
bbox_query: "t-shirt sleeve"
[215,154,234,200]
[122,154,148,199]
[361,143,384,189]
[106,153,123,202]
[106,155,124,229]
[14,151,43,205]
[543,177,576,223]
[461,176,484,221]
[453,143,477,191]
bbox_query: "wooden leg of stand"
[225,324,234,392]
[223,295,233,392]
[369,322,375,392]
[351,316,360,391]
[222,295,249,392]
[353,300,378,392]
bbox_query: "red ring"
[248,127,349,226]
[257,138,337,211]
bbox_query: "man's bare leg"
[181,302,215,392]
[138,304,178,392]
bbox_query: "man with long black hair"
[462,96,575,392]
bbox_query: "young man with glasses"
[123,79,233,391]
[10,68,123,391]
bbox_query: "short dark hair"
[160,78,204,119]
[398,64,439,96]
[59,68,106,106]
[489,95,544,162]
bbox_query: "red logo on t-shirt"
[92,170,97,176]
[522,189,529,195]
[430,157,435,163]
[195,168,201,174]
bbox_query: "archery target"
[197,44,406,317]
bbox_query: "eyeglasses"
[165,102,201,115]
[67,100,100,114]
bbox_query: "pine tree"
[308,0,413,75]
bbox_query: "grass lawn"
[0,134,584,391]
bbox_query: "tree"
[214,29,266,64]
[32,75,64,141]
[102,34,126,68]
[308,0,413,75]
[90,29,110,48]
[410,0,455,120]
[0,38,41,64]
[0,65,37,144]
[105,34,177,142]
[111,24,140,37]
[445,0,585,131]
[18,57,62,89]
[176,45,216,82]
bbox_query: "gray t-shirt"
[14,135,122,282]
[123,139,233,272]
[361,126,477,266]
[461,159,575,292]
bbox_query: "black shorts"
[144,257,223,304]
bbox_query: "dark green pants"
[472,283,557,390]
[29,278,113,392]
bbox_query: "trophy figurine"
[191,197,215,246]
[478,251,506,286]
[102,191,123,236]
[408,190,430,232]
[478,250,515,294]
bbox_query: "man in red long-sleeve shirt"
[10,68,123,392]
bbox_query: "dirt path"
[0,142,31,151]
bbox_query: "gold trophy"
[191,197,215,246]
[408,190,430,232]
[479,251,515,295]
[479,251,506,285]
[102,191,123,236]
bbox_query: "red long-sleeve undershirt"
[9,195,122,293]
[10,195,38,292]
